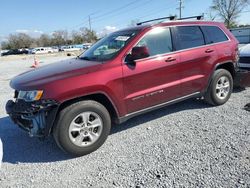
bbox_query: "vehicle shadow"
[0,99,210,164]
[111,98,211,135]
[0,117,71,164]
[233,87,246,93]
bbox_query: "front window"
[136,27,173,57]
[79,30,138,61]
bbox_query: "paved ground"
[0,54,249,187]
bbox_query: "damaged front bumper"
[234,68,250,88]
[5,99,60,137]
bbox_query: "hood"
[239,44,250,56]
[10,58,102,90]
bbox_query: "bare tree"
[71,30,84,44]
[1,27,99,49]
[51,30,68,46]
[211,0,250,27]
[37,34,51,47]
[80,27,97,43]
[4,33,33,49]
[1,41,11,50]
[206,8,217,21]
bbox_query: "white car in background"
[82,43,92,49]
[0,49,9,56]
[239,44,250,69]
[31,47,58,54]
[61,45,81,52]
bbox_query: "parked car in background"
[60,45,82,52]
[82,43,92,50]
[1,49,29,56]
[51,47,59,53]
[230,27,250,45]
[0,50,9,56]
[239,44,250,69]
[31,47,57,54]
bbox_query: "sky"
[0,0,250,42]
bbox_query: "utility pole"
[177,0,184,19]
[88,15,92,31]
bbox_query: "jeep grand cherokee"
[6,18,249,156]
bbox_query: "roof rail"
[136,15,204,26]
[136,16,177,26]
[178,15,204,20]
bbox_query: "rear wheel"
[53,100,111,156]
[205,69,233,105]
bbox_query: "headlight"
[18,90,43,102]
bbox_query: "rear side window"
[201,26,228,44]
[136,27,173,56]
[175,26,205,50]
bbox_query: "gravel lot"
[0,54,249,188]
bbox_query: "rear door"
[172,26,218,96]
[201,25,233,67]
[122,27,181,113]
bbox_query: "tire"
[205,69,233,106]
[53,100,111,156]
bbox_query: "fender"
[57,90,121,119]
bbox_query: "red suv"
[5,19,247,156]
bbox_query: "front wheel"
[205,69,233,106]
[53,100,111,156]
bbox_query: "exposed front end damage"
[5,98,59,137]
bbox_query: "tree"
[71,30,84,44]
[51,30,68,46]
[80,27,97,43]
[3,33,33,49]
[205,8,217,21]
[211,0,250,28]
[1,41,11,50]
[37,34,51,47]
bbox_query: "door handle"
[205,49,214,53]
[165,57,176,62]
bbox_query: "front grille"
[239,57,250,64]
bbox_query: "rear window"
[201,26,228,44]
[175,26,205,50]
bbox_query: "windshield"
[79,30,138,61]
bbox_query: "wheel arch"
[57,93,120,124]
[205,61,236,93]
[215,61,236,79]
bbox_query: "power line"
[65,0,148,31]
[92,0,144,21]
[110,0,178,28]
[92,0,154,24]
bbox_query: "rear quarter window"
[201,26,229,44]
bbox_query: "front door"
[122,27,182,114]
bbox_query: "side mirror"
[125,46,150,65]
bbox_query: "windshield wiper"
[79,56,91,61]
